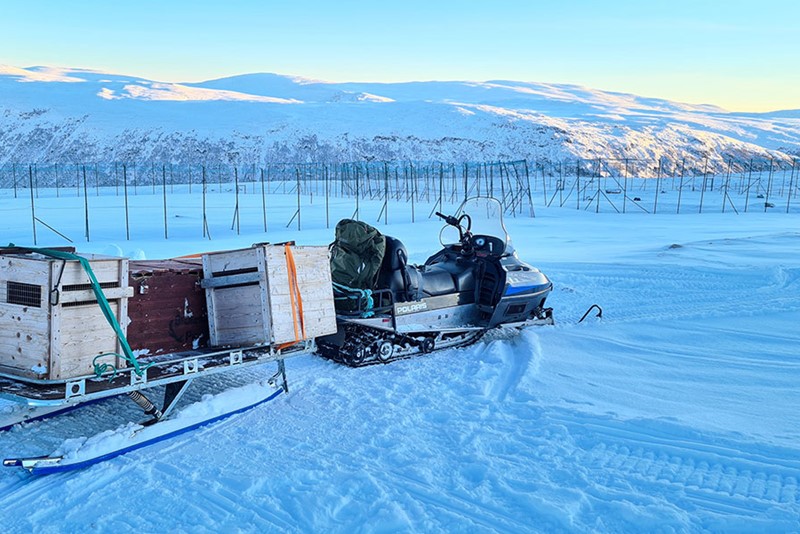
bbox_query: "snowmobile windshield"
[449,197,512,255]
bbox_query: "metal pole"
[676,157,686,214]
[622,159,628,214]
[787,159,796,214]
[653,158,662,214]
[123,164,130,240]
[29,165,37,245]
[83,165,90,241]
[261,167,267,232]
[162,164,168,239]
[699,157,708,214]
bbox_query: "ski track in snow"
[1,198,799,532]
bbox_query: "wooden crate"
[127,259,209,356]
[202,244,337,347]
[0,250,132,380]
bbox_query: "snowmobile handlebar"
[435,211,459,227]
[435,212,471,232]
[435,212,474,254]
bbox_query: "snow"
[1,65,798,166]
[0,185,798,532]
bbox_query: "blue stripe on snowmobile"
[504,284,550,297]
[19,388,284,475]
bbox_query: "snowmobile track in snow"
[550,411,800,511]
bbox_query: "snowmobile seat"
[432,261,476,293]
[419,265,457,296]
[377,236,419,303]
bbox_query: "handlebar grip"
[436,212,460,226]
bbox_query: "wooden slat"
[200,272,261,288]
[0,303,50,374]
[0,255,49,287]
[58,258,123,286]
[203,247,259,276]
[59,286,133,304]
[56,301,121,379]
[206,284,267,346]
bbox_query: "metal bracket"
[183,358,199,375]
[229,350,243,366]
[160,379,193,420]
[65,380,85,400]
[268,360,289,393]
[130,369,148,386]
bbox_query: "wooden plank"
[203,252,219,346]
[56,301,121,379]
[116,258,129,370]
[59,286,133,304]
[58,258,123,286]
[0,303,50,375]
[48,264,61,380]
[200,272,261,288]
[203,247,259,276]
[256,246,272,345]
[213,326,267,347]
[129,259,203,276]
[0,255,49,287]
[205,284,266,346]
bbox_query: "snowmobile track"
[552,412,800,509]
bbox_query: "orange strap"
[284,244,306,343]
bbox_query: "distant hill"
[1,65,798,171]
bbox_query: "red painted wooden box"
[127,260,209,356]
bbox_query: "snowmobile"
[316,197,554,366]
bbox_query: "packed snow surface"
[0,189,799,532]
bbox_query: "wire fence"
[1,157,798,245]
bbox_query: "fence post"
[653,158,662,214]
[764,157,774,212]
[82,165,90,241]
[162,164,168,239]
[261,167,268,232]
[202,165,210,239]
[699,157,708,214]
[787,159,797,214]
[123,164,130,240]
[622,159,628,214]
[29,165,37,245]
[676,157,686,214]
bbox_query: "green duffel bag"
[330,219,386,311]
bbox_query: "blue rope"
[332,282,375,318]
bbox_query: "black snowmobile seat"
[419,266,456,296]
[432,260,476,293]
[376,234,458,299]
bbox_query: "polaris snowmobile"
[317,197,554,366]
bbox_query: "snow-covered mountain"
[1,65,798,171]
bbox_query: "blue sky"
[1,0,797,111]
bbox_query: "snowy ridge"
[1,65,798,169]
